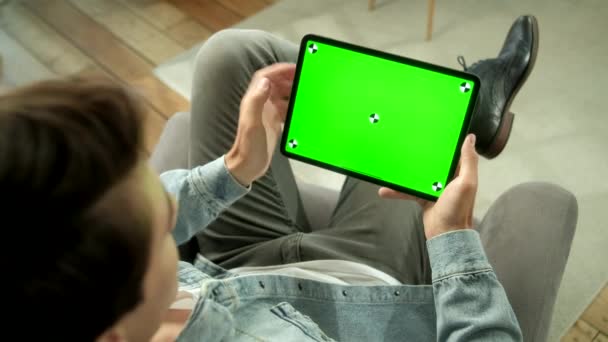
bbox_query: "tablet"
[280,34,480,201]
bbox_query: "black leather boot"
[458,15,539,159]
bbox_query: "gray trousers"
[151,29,578,342]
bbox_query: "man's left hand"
[225,63,296,186]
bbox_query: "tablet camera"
[288,139,298,148]
[432,181,443,192]
[369,113,380,124]
[308,43,318,54]
[459,82,471,93]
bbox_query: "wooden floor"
[0,0,276,153]
[562,284,608,342]
[0,1,607,340]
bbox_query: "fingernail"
[469,134,476,145]
[258,78,270,91]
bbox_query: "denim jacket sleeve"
[160,155,251,246]
[426,229,523,342]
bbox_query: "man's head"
[0,79,178,341]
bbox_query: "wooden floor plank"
[24,0,150,80]
[166,18,212,48]
[117,0,211,48]
[167,0,242,31]
[24,0,189,119]
[600,285,608,303]
[562,320,599,342]
[216,0,269,17]
[594,333,608,342]
[0,2,93,76]
[68,0,185,65]
[582,294,608,335]
[0,29,56,86]
[118,0,186,30]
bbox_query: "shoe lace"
[457,56,468,70]
[457,55,487,71]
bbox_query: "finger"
[274,101,289,118]
[452,160,462,177]
[255,63,296,83]
[264,101,289,124]
[271,78,294,93]
[378,187,415,200]
[379,188,430,208]
[269,81,293,100]
[241,77,271,119]
[458,134,479,185]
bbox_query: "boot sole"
[484,16,539,159]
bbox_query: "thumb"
[242,77,271,116]
[458,134,478,183]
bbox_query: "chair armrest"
[150,111,191,173]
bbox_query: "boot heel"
[484,111,514,159]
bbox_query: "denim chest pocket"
[268,302,336,342]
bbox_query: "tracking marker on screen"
[288,139,298,148]
[459,82,471,93]
[432,181,443,192]
[308,44,318,54]
[369,113,380,123]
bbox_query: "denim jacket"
[161,156,523,341]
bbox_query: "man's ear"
[97,324,127,342]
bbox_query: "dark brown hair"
[0,78,151,340]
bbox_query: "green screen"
[282,36,478,200]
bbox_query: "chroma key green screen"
[281,35,479,201]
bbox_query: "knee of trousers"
[193,29,275,75]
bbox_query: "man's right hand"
[378,134,479,240]
[225,63,296,187]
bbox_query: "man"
[1,15,576,341]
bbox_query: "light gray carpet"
[155,0,608,339]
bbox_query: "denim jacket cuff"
[187,155,251,209]
[426,229,493,282]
